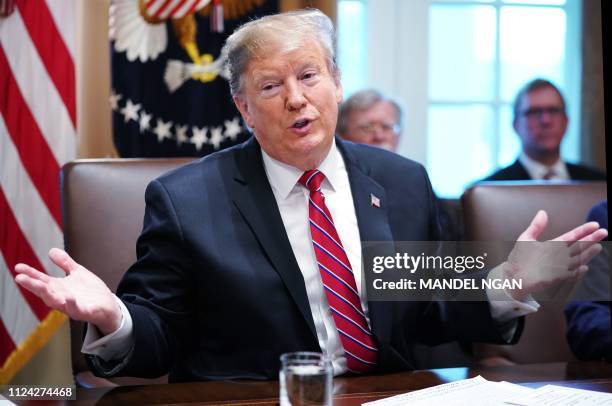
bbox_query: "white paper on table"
[506,384,612,406]
[362,375,534,406]
[0,397,16,405]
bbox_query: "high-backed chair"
[461,181,607,365]
[61,158,193,387]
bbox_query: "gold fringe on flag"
[0,310,68,384]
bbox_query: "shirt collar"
[261,139,343,200]
[518,152,569,180]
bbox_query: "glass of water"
[279,352,332,406]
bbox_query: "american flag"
[0,0,76,383]
[370,194,381,208]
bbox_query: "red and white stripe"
[210,0,223,33]
[0,0,75,383]
[0,0,15,17]
[144,0,209,20]
[299,170,378,374]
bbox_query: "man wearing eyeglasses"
[483,78,605,181]
[337,89,402,152]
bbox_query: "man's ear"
[333,71,343,104]
[233,95,254,129]
[512,118,519,134]
[561,113,569,131]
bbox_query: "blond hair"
[221,9,338,96]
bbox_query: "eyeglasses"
[356,122,401,135]
[521,107,565,119]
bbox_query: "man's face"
[513,86,568,159]
[344,101,400,152]
[233,41,343,170]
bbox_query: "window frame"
[338,0,582,197]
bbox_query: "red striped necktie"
[298,169,378,373]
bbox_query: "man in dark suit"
[565,200,611,361]
[483,79,605,181]
[14,10,607,382]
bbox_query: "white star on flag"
[109,89,122,110]
[210,126,224,150]
[153,118,173,142]
[139,111,152,133]
[191,126,207,150]
[175,124,189,145]
[223,117,242,141]
[120,99,141,123]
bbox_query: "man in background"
[565,200,611,361]
[337,89,402,152]
[483,78,605,181]
[338,88,462,243]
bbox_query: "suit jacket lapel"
[340,145,392,243]
[337,139,395,352]
[229,137,317,338]
[513,160,532,180]
[228,138,399,354]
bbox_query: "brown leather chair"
[461,181,607,365]
[61,158,193,387]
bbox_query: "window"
[337,0,581,197]
[337,0,367,98]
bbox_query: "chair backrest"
[461,181,607,364]
[61,158,193,386]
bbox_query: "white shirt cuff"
[486,265,540,324]
[81,295,134,362]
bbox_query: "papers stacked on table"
[363,375,612,406]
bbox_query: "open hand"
[14,248,122,335]
[502,210,607,301]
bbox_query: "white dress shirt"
[260,139,365,375]
[83,140,538,374]
[519,153,570,181]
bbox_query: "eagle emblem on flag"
[110,0,277,157]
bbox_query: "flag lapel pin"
[370,193,380,208]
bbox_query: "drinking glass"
[279,351,332,406]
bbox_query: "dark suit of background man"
[14,10,607,383]
[565,200,611,361]
[483,78,606,181]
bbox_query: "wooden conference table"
[65,361,612,405]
